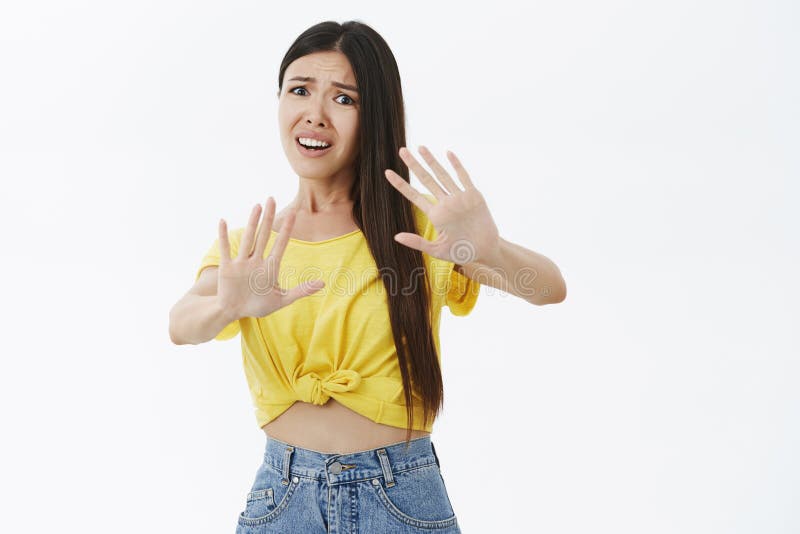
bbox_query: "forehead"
[285,51,355,84]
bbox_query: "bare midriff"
[262,211,430,454]
[261,398,430,454]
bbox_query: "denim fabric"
[235,435,461,533]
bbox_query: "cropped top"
[194,197,480,432]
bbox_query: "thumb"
[394,232,432,254]
[281,279,326,306]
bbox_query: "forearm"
[169,294,237,345]
[472,236,567,305]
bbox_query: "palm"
[217,255,286,319]
[385,146,500,265]
[216,198,325,321]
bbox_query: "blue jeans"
[235,435,462,533]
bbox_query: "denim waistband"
[263,435,441,487]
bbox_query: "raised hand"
[216,197,325,321]
[384,146,501,266]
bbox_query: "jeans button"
[329,461,342,474]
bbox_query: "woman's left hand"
[384,146,500,265]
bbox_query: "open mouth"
[296,137,333,155]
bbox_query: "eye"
[336,94,356,105]
[288,86,356,106]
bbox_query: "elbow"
[168,308,186,345]
[551,282,567,304]
[169,324,184,345]
[169,328,184,345]
[528,282,567,306]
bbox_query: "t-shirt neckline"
[270,228,363,245]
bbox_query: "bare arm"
[169,266,236,345]
[454,237,567,306]
[169,197,325,345]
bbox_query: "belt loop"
[376,448,396,488]
[281,445,294,486]
[431,441,441,468]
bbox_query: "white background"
[1,1,797,532]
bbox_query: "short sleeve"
[445,263,480,316]
[194,227,245,341]
[414,195,480,317]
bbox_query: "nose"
[303,93,328,128]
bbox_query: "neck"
[293,175,355,214]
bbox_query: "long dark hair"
[278,21,442,446]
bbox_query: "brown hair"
[278,21,442,446]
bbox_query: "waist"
[261,433,439,483]
[261,399,430,454]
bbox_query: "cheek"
[277,106,291,128]
[277,99,299,124]
[344,118,360,147]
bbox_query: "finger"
[238,203,262,259]
[398,147,453,197]
[445,150,475,190]
[418,145,462,194]
[253,197,276,260]
[280,279,326,308]
[265,207,296,273]
[396,146,448,199]
[394,232,435,255]
[384,169,434,214]
[218,218,231,264]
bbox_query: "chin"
[290,161,339,179]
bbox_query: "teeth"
[298,137,330,148]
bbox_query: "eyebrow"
[287,76,359,93]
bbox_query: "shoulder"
[228,226,247,244]
[210,226,246,254]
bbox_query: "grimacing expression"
[278,51,360,181]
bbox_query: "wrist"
[476,236,504,267]
[214,297,240,324]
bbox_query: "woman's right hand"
[216,197,325,321]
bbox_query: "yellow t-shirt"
[194,199,480,432]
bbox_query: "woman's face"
[278,51,360,182]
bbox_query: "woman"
[169,20,566,533]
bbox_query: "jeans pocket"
[369,464,458,530]
[237,461,301,527]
